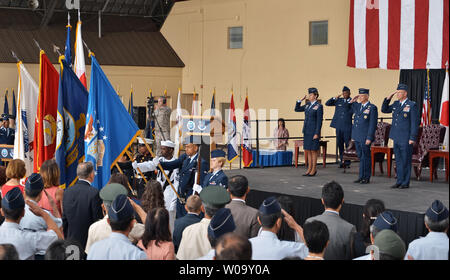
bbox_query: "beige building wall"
[162,0,400,162]
[0,62,182,112]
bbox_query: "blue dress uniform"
[351,89,378,183]
[381,84,419,188]
[325,87,353,167]
[295,88,323,151]
[201,149,228,188]
[87,195,147,260]
[405,200,449,260]
[0,114,15,145]
[159,136,209,218]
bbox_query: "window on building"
[309,20,328,45]
[228,26,243,49]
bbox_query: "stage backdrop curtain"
[399,69,447,122]
[246,189,428,248]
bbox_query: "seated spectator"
[45,239,84,260]
[1,159,26,198]
[198,208,236,260]
[173,195,202,253]
[405,200,449,260]
[138,207,175,260]
[353,211,398,260]
[38,159,63,216]
[87,194,147,260]
[141,179,165,213]
[0,187,61,259]
[249,196,308,260]
[215,232,252,260]
[225,175,260,238]
[372,229,406,260]
[303,220,329,260]
[305,181,356,260]
[0,244,19,260]
[353,199,385,258]
[85,183,146,254]
[177,186,231,260]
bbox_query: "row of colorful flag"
[14,13,139,191]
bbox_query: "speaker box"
[133,106,147,130]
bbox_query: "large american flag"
[421,71,431,126]
[348,0,449,69]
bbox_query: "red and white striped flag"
[347,0,449,69]
[421,70,432,126]
[74,14,87,88]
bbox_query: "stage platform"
[224,163,449,245]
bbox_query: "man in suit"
[225,175,260,238]
[306,181,356,260]
[158,135,209,218]
[325,86,353,168]
[172,194,203,253]
[0,114,14,145]
[381,84,419,189]
[62,162,103,250]
[350,88,378,184]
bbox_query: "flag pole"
[138,130,185,204]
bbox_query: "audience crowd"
[0,158,448,261]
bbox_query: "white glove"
[152,157,160,166]
[131,161,138,170]
[193,184,203,194]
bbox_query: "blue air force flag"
[55,57,88,188]
[85,55,140,190]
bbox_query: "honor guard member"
[132,140,179,232]
[87,194,147,260]
[158,135,209,218]
[0,187,61,260]
[194,149,228,192]
[350,88,378,184]
[295,88,324,176]
[405,200,449,260]
[382,84,419,189]
[325,86,353,168]
[249,196,308,260]
[134,137,156,198]
[0,114,14,145]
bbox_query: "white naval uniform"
[405,232,449,260]
[0,222,58,260]
[87,232,147,260]
[249,230,309,260]
[133,156,179,233]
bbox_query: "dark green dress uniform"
[381,84,419,189]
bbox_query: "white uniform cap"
[137,137,153,144]
[161,140,175,148]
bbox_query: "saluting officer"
[381,83,419,189]
[295,87,323,177]
[350,88,378,184]
[325,86,353,168]
[157,135,209,218]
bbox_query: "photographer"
[149,96,172,156]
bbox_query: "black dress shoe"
[302,173,310,176]
[399,185,409,189]
[308,172,317,177]
[339,164,344,168]
[353,178,362,183]
[360,179,370,184]
[391,183,401,189]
